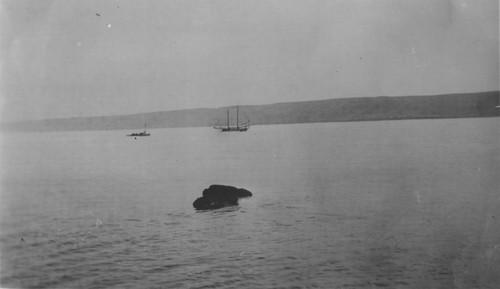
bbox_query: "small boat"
[214,105,250,132]
[127,125,150,137]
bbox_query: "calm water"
[1,118,499,289]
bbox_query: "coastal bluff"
[2,91,498,132]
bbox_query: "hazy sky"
[1,0,498,121]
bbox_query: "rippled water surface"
[1,118,499,288]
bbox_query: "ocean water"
[1,118,499,289]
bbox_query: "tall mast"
[236,105,239,128]
[227,110,230,129]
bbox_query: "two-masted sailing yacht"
[127,124,150,137]
[214,105,250,132]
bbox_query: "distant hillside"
[2,91,498,132]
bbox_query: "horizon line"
[2,90,498,124]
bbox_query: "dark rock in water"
[193,185,252,210]
[193,195,239,210]
[202,185,252,199]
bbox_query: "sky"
[0,0,498,122]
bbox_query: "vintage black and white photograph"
[1,0,499,288]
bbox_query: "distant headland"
[2,91,498,132]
